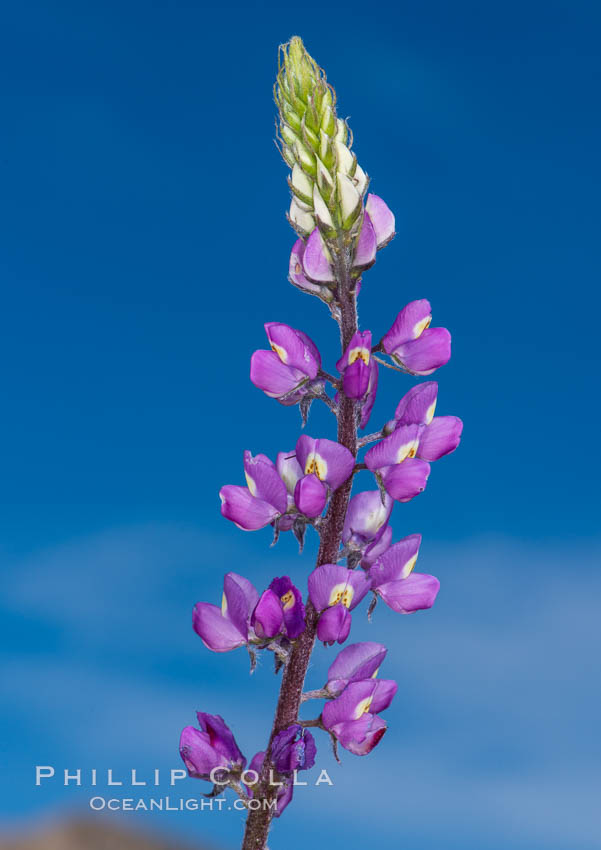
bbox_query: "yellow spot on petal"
[396,438,420,464]
[371,667,380,679]
[348,346,370,365]
[401,554,418,579]
[328,582,354,608]
[271,342,288,363]
[354,696,373,718]
[412,315,432,338]
[221,593,228,616]
[244,472,257,496]
[425,400,437,425]
[280,590,295,611]
[304,452,327,481]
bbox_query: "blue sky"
[1,1,600,848]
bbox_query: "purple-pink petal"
[269,576,306,640]
[365,194,395,248]
[219,484,280,530]
[376,572,440,613]
[380,459,431,502]
[328,713,387,755]
[303,227,335,283]
[294,473,327,518]
[360,359,379,429]
[193,602,247,652]
[295,435,354,491]
[393,327,452,375]
[243,451,288,513]
[308,563,371,612]
[264,322,320,377]
[326,641,388,695]
[365,424,421,471]
[418,416,463,461]
[381,299,432,353]
[289,239,322,294]
[394,381,438,426]
[223,572,259,637]
[251,589,284,639]
[353,213,377,270]
[370,534,422,586]
[250,350,307,398]
[316,602,352,645]
[343,490,392,545]
[361,524,393,569]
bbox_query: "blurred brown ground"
[0,818,208,850]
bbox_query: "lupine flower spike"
[178,35,462,850]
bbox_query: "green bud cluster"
[275,36,368,238]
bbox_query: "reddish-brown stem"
[240,241,358,850]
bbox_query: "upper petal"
[243,451,288,512]
[381,300,432,353]
[365,194,395,248]
[364,424,421,471]
[394,382,438,426]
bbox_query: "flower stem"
[240,242,358,850]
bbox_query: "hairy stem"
[240,242,358,850]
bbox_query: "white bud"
[313,184,335,230]
[289,198,315,236]
[337,172,362,227]
[335,141,355,176]
[352,164,368,196]
[291,163,314,203]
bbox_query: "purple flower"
[251,576,306,641]
[389,383,463,461]
[359,359,379,429]
[193,572,259,653]
[364,428,431,502]
[417,416,463,462]
[250,322,321,403]
[352,214,377,271]
[308,563,371,645]
[303,228,335,283]
[180,712,246,781]
[289,239,327,296]
[369,536,440,614]
[381,299,451,375]
[336,330,372,399]
[393,381,439,428]
[294,472,327,518]
[322,679,397,755]
[326,641,388,696]
[246,751,293,817]
[295,435,355,492]
[271,724,317,773]
[269,576,306,640]
[220,451,288,531]
[343,490,393,547]
[365,194,395,249]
